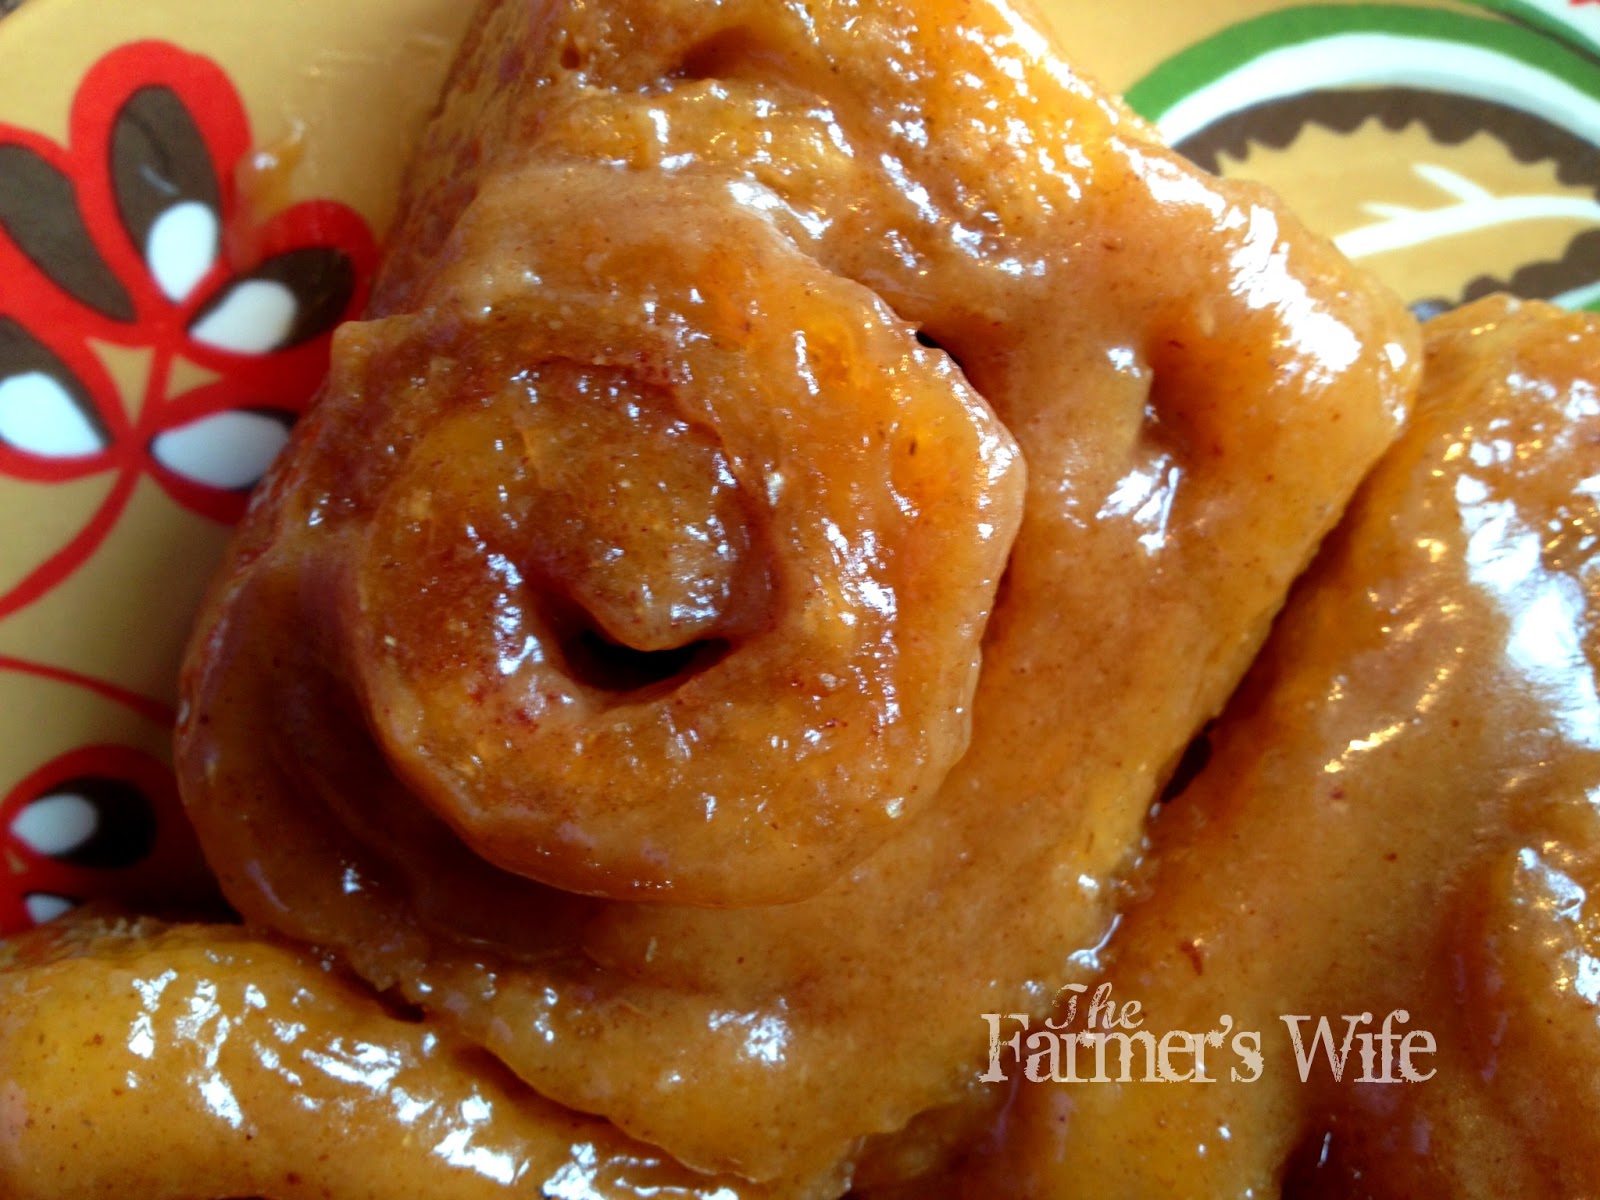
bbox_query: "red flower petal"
[0,38,378,618]
[0,744,215,936]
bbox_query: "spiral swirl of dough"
[177,0,1416,1187]
[302,167,1021,907]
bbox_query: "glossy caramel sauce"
[2,0,1419,1195]
[971,296,1600,1199]
[0,915,769,1198]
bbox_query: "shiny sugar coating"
[973,297,1600,1199]
[174,0,1415,1190]
[341,173,1025,907]
[0,915,780,1199]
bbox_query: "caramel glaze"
[173,0,1415,1189]
[0,915,772,1199]
[969,297,1600,1198]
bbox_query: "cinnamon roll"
[169,0,1415,1189]
[972,296,1600,1198]
[0,913,774,1198]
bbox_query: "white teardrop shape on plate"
[189,279,297,353]
[150,409,290,490]
[0,371,106,457]
[24,893,77,925]
[9,791,99,857]
[146,200,219,304]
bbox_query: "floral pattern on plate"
[0,39,378,933]
[0,39,376,618]
[1,742,210,931]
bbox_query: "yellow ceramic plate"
[1050,0,1600,313]
[0,0,1596,931]
[0,0,474,930]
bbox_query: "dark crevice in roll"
[538,586,734,696]
[676,26,782,83]
[1157,722,1214,805]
